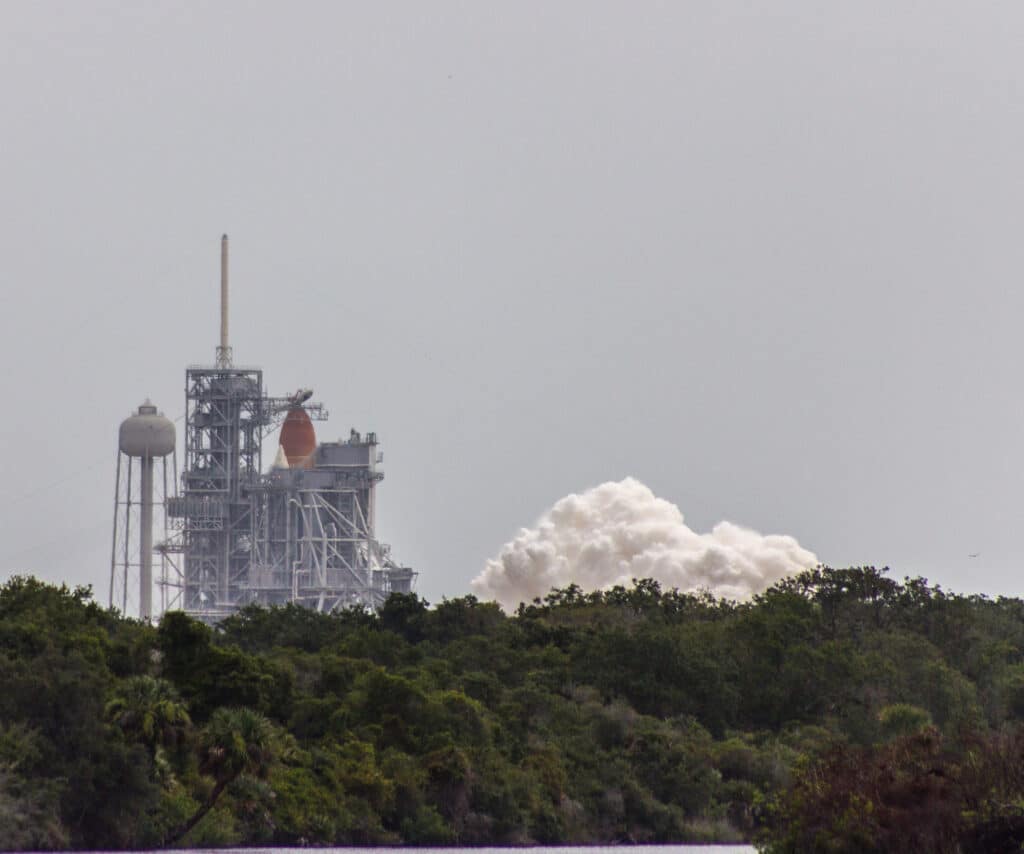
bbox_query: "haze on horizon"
[1,1,1022,607]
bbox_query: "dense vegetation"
[6,568,1024,849]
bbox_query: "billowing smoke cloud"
[472,478,817,610]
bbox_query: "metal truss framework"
[171,367,264,617]
[248,476,413,613]
[165,364,416,623]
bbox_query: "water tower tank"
[119,401,175,457]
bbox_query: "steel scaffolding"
[166,367,408,622]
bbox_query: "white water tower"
[110,400,175,621]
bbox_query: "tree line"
[4,567,1024,849]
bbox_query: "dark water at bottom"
[176,846,756,854]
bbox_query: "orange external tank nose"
[279,407,316,468]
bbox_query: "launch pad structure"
[132,235,415,622]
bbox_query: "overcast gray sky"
[3,1,1024,605]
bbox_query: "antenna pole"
[216,234,232,367]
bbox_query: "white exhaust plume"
[472,478,817,610]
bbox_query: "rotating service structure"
[163,235,415,621]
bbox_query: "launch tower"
[164,236,414,621]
